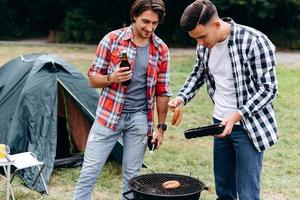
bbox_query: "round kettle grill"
[123,173,208,200]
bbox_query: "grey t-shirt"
[123,43,149,113]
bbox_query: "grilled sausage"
[162,180,181,189]
[171,107,180,125]
[174,107,183,126]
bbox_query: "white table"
[0,158,14,200]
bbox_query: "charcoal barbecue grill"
[123,173,208,200]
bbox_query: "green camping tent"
[0,53,124,192]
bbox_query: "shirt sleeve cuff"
[177,94,187,105]
[239,106,251,119]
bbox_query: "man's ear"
[213,20,221,29]
[133,15,137,22]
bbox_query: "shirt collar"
[123,24,160,48]
[221,17,235,47]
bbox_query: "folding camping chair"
[9,152,49,194]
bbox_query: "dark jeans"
[213,118,263,200]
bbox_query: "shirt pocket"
[110,48,121,67]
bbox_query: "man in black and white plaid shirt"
[168,0,278,199]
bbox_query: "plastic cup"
[0,144,6,159]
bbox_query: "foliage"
[214,0,300,49]
[0,0,299,48]
[0,0,67,37]
[0,0,20,38]
[60,10,99,43]
[271,29,300,50]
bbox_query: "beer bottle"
[120,50,131,86]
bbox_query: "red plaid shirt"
[88,25,171,135]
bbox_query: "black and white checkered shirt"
[178,18,278,152]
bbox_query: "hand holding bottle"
[109,66,132,84]
[108,50,132,85]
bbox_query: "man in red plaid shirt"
[74,0,171,199]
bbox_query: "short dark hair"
[130,0,166,24]
[180,0,217,31]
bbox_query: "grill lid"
[129,173,206,197]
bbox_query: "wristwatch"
[157,123,167,131]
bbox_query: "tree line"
[0,0,299,49]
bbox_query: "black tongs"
[184,123,225,139]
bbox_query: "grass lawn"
[0,43,299,200]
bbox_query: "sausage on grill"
[162,180,181,189]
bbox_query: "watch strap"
[157,123,167,131]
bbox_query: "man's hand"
[109,65,132,84]
[151,130,164,149]
[168,96,184,111]
[216,112,242,138]
[168,97,184,126]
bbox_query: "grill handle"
[204,186,211,191]
[122,190,134,200]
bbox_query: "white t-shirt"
[208,36,238,121]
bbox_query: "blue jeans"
[74,111,148,200]
[213,119,263,200]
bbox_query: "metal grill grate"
[129,173,205,197]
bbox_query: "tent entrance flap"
[56,82,91,165]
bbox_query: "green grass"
[0,43,299,200]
